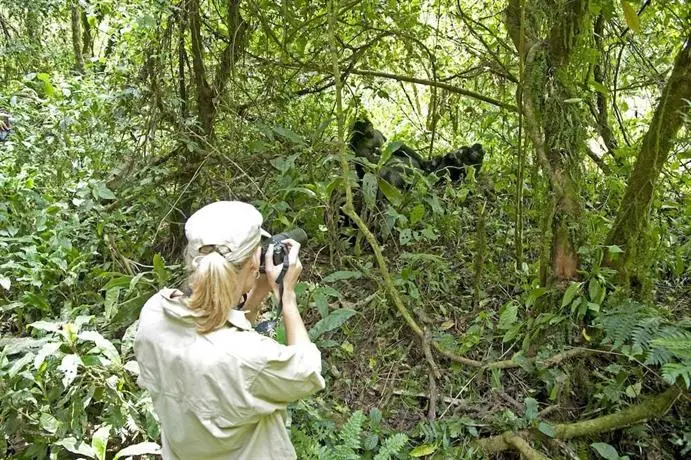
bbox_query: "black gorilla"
[340,118,486,243]
[429,143,485,182]
[348,118,485,187]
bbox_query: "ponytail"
[185,250,245,333]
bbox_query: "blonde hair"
[184,246,253,333]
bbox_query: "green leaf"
[561,282,582,308]
[322,270,362,283]
[377,177,403,206]
[308,308,357,340]
[588,278,602,302]
[114,442,161,460]
[54,437,95,458]
[362,172,378,209]
[91,426,110,460]
[589,79,610,95]
[24,293,51,312]
[104,287,120,320]
[9,353,34,378]
[40,412,60,434]
[314,292,330,318]
[153,253,169,284]
[94,183,116,200]
[58,354,82,388]
[0,276,10,291]
[606,245,625,254]
[524,397,538,422]
[592,442,620,460]
[409,204,425,225]
[369,407,382,425]
[34,342,61,368]
[538,422,556,437]
[409,444,437,457]
[29,320,62,332]
[498,302,518,330]
[621,0,640,33]
[381,141,403,165]
[272,126,304,144]
[78,330,121,365]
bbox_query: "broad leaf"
[524,397,538,422]
[377,177,402,206]
[114,442,162,459]
[322,270,362,283]
[621,0,640,33]
[91,425,111,460]
[362,172,378,209]
[592,442,620,460]
[409,444,437,457]
[561,282,581,308]
[309,308,357,340]
[54,437,95,458]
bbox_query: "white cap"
[185,201,270,263]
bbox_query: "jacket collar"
[159,289,252,331]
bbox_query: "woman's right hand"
[265,239,303,297]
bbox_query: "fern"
[651,330,691,360]
[339,410,365,451]
[661,362,691,388]
[373,433,408,460]
[597,301,691,388]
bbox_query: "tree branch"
[478,385,684,454]
[346,68,517,111]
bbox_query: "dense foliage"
[1,0,689,458]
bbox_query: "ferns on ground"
[597,300,691,387]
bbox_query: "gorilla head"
[348,119,386,164]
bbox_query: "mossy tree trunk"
[70,1,84,73]
[605,33,691,288]
[506,0,589,286]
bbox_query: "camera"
[259,228,308,271]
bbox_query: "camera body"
[259,228,308,271]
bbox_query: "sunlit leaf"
[114,442,161,459]
[409,443,437,457]
[621,0,640,33]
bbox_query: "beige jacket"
[134,289,325,459]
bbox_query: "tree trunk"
[506,0,589,285]
[605,33,691,286]
[81,10,93,58]
[70,1,84,73]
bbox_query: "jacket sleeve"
[249,339,326,405]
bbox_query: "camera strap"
[274,255,290,314]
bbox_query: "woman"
[134,201,325,459]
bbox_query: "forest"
[0,0,689,458]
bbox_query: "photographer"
[134,201,325,459]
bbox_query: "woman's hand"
[265,239,303,297]
[243,273,272,323]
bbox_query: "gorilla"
[429,143,485,183]
[348,118,485,188]
[340,118,486,244]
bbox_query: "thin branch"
[347,68,517,111]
